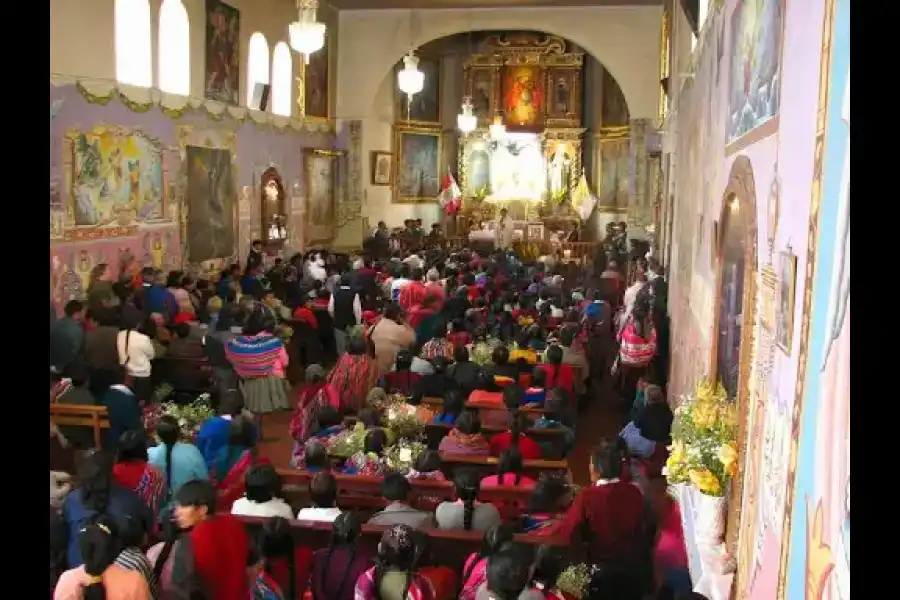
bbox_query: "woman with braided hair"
[353,524,436,600]
[435,469,501,532]
[310,512,372,600]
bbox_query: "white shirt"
[390,278,411,302]
[296,507,342,522]
[231,497,295,519]
[116,329,156,378]
[307,259,327,282]
[494,216,514,249]
[328,286,363,325]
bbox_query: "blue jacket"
[100,386,143,450]
[143,284,178,320]
[63,486,152,567]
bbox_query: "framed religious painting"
[502,64,544,130]
[393,127,442,204]
[303,149,343,246]
[304,36,330,120]
[545,67,581,124]
[370,151,393,186]
[776,249,798,353]
[465,65,498,125]
[204,0,240,105]
[395,55,441,125]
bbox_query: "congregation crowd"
[49,233,699,600]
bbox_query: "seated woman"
[437,409,491,456]
[257,517,314,600]
[328,336,382,414]
[62,452,153,568]
[489,388,543,461]
[384,350,422,395]
[290,406,345,468]
[231,463,294,519]
[195,390,248,470]
[406,449,447,506]
[149,415,210,517]
[305,440,330,472]
[521,475,569,534]
[343,428,389,476]
[419,318,453,361]
[538,345,577,400]
[247,541,286,600]
[210,415,267,512]
[413,356,452,401]
[482,346,518,391]
[289,364,338,445]
[480,446,536,488]
[436,469,501,532]
[447,318,472,350]
[354,524,450,600]
[532,390,576,460]
[115,513,158,596]
[54,518,152,599]
[310,512,373,600]
[523,368,547,407]
[447,345,482,399]
[459,525,516,600]
[112,430,166,525]
[431,389,464,425]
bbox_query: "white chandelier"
[289,0,326,59]
[397,51,425,97]
[489,114,506,139]
[457,97,477,134]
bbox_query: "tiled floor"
[257,378,622,486]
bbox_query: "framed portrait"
[393,127,442,204]
[395,55,441,124]
[546,68,580,120]
[776,249,798,353]
[503,64,544,129]
[204,0,240,105]
[527,223,545,241]
[370,151,393,186]
[304,35,330,120]
[466,66,497,124]
[303,149,343,246]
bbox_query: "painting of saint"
[726,0,784,148]
[304,40,329,119]
[185,146,235,263]
[304,151,338,245]
[470,68,494,120]
[396,56,440,124]
[394,129,441,203]
[503,65,543,129]
[68,126,165,229]
[600,68,630,127]
[597,139,630,209]
[204,0,240,105]
[554,77,569,115]
[467,148,491,195]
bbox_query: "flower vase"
[693,487,727,545]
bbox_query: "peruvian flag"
[437,172,462,215]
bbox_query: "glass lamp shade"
[489,115,506,139]
[457,99,477,133]
[397,53,425,96]
[289,21,326,55]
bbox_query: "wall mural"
[783,0,849,598]
[185,145,236,263]
[49,82,337,312]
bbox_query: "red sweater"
[538,363,577,398]
[556,480,646,561]
[189,515,251,600]
[489,432,543,460]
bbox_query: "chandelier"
[457,97,477,134]
[489,114,506,140]
[397,51,425,96]
[289,0,326,59]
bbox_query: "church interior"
[49,1,849,599]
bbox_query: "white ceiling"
[326,0,661,9]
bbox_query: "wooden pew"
[439,454,568,480]
[421,397,547,420]
[239,516,572,572]
[423,423,570,459]
[49,404,110,449]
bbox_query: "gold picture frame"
[393,126,442,204]
[394,55,441,125]
[370,151,393,186]
[303,148,344,247]
[776,249,798,353]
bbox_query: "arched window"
[114,0,152,87]
[158,0,190,95]
[247,32,270,108]
[271,42,293,116]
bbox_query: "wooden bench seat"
[421,397,547,420]
[439,453,568,479]
[239,515,572,572]
[423,423,570,459]
[49,403,109,449]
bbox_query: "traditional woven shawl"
[224,333,284,378]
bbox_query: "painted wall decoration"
[205,0,241,104]
[185,146,236,263]
[503,65,543,129]
[304,39,330,120]
[63,125,167,240]
[49,82,337,312]
[783,0,849,598]
[395,56,441,125]
[726,0,785,152]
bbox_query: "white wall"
[50,0,317,119]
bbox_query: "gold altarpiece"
[456,33,585,241]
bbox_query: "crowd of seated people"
[50,240,694,599]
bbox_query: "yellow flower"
[718,443,738,478]
[689,468,722,495]
[720,403,738,430]
[668,440,686,463]
[691,403,717,430]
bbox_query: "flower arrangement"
[155,394,215,442]
[556,563,591,599]
[384,440,426,474]
[328,422,367,458]
[470,338,501,366]
[379,394,424,442]
[665,379,739,497]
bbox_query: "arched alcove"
[709,154,758,556]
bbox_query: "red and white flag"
[437,173,462,215]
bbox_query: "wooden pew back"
[49,404,109,449]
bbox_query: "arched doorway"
[709,155,758,554]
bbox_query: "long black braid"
[454,469,480,531]
[260,517,296,600]
[315,512,359,600]
[156,415,180,504]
